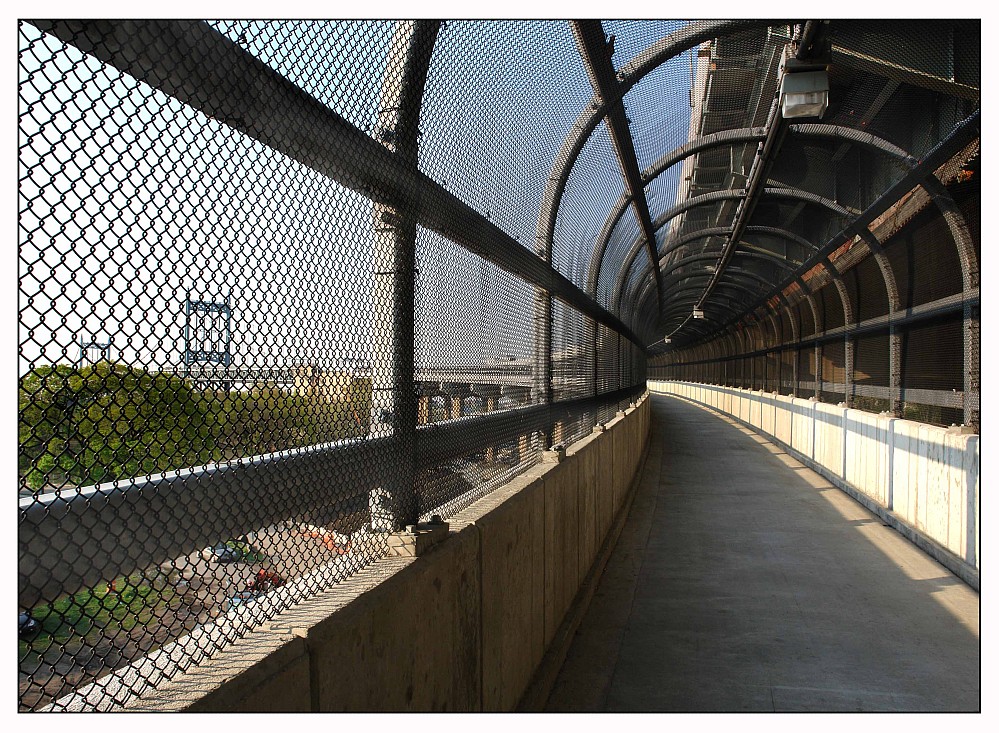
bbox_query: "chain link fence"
[18,17,980,712]
[18,19,647,711]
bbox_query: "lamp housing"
[780,56,829,119]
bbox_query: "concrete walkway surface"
[545,394,980,712]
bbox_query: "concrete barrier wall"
[648,381,979,588]
[130,394,652,712]
[814,402,846,478]
[790,397,815,460]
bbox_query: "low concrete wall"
[648,381,979,590]
[126,393,651,712]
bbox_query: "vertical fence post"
[919,176,979,430]
[786,303,799,397]
[825,260,854,409]
[368,21,439,530]
[803,291,821,399]
[533,288,553,448]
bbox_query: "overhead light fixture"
[779,56,828,119]
[692,308,705,320]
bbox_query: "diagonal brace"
[572,20,665,315]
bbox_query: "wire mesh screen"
[413,225,541,519]
[18,18,419,711]
[18,15,980,712]
[596,207,642,310]
[210,20,397,133]
[18,19,648,711]
[620,38,697,174]
[554,120,627,288]
[417,20,592,257]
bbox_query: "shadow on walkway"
[545,394,980,712]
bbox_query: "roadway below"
[545,393,980,712]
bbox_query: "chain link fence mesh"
[18,17,979,712]
[18,18,652,711]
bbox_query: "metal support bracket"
[387,516,450,557]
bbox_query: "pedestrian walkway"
[545,394,980,712]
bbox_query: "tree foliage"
[18,362,372,491]
[19,362,216,489]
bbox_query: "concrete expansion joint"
[948,424,975,434]
[387,515,450,557]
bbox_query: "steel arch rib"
[661,250,796,282]
[622,224,815,303]
[614,186,851,312]
[654,226,813,276]
[536,20,769,264]
[585,127,768,294]
[590,122,914,301]
[633,269,778,329]
[633,272,772,321]
[597,123,922,333]
[667,124,977,353]
[612,185,853,307]
[628,253,796,316]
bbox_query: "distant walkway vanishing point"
[546,394,980,712]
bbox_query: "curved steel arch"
[623,224,816,316]
[655,225,816,267]
[659,293,755,327]
[645,298,746,343]
[661,250,796,283]
[635,271,774,324]
[742,225,817,255]
[623,252,797,327]
[591,122,917,306]
[585,127,768,294]
[616,186,852,313]
[614,185,853,307]
[535,20,767,260]
[637,271,787,340]
[638,285,752,338]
